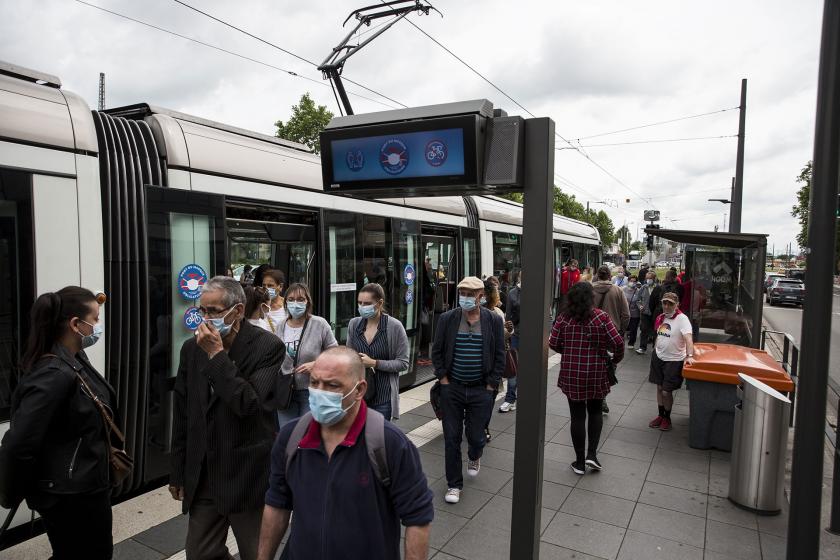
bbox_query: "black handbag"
[277,318,309,410]
[605,352,618,386]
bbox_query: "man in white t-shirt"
[647,292,695,432]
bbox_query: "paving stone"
[560,488,636,528]
[628,503,706,548]
[646,462,709,493]
[542,511,626,559]
[430,553,463,560]
[600,438,657,462]
[430,478,494,519]
[594,452,651,478]
[471,494,555,533]
[652,449,710,475]
[112,539,166,560]
[617,529,703,560]
[485,431,517,452]
[418,449,447,479]
[411,402,439,418]
[497,479,572,511]
[707,473,728,498]
[461,463,513,494]
[544,442,578,463]
[393,412,435,433]
[539,541,606,560]
[755,505,788,538]
[704,520,761,560]
[607,425,662,447]
[575,471,645,501]
[442,519,511,560]
[476,446,515,472]
[705,495,758,530]
[759,531,786,560]
[543,456,587,487]
[637,481,707,518]
[426,508,469,551]
[709,458,730,476]
[131,514,188,556]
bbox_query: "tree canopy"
[275,93,333,153]
[790,160,840,270]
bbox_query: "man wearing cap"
[647,292,696,432]
[432,276,505,505]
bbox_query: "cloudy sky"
[0,0,824,253]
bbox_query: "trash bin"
[729,373,791,514]
[682,343,793,451]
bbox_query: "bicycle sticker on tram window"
[404,263,416,286]
[405,289,414,305]
[178,263,207,300]
[424,139,447,167]
[183,306,203,331]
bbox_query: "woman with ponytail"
[0,286,117,559]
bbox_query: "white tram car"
[0,60,600,530]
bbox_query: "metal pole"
[328,68,355,116]
[731,80,746,233]
[729,177,735,232]
[510,117,554,559]
[750,237,765,349]
[787,1,840,556]
[830,394,840,534]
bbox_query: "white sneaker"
[445,488,461,503]
[467,458,480,477]
[499,401,516,413]
[635,348,646,355]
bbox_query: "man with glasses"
[169,276,285,560]
[647,292,696,432]
[432,276,505,505]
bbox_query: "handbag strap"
[290,317,310,369]
[41,353,126,447]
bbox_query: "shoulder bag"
[587,312,618,387]
[277,318,309,410]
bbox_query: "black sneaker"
[601,401,610,414]
[585,457,603,471]
[485,427,492,442]
[570,461,586,475]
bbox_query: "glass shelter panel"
[325,213,358,343]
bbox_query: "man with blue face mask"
[258,347,433,560]
[170,276,285,560]
[431,276,505,505]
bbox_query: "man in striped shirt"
[432,277,506,505]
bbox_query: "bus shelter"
[644,228,768,348]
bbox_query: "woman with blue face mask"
[346,283,409,421]
[275,283,337,427]
[0,287,118,559]
[261,268,287,332]
[243,286,272,332]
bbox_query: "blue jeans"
[369,401,392,421]
[440,382,494,489]
[504,335,519,404]
[276,389,310,429]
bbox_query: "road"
[761,287,840,392]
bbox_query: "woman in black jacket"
[0,286,117,559]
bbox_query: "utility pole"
[98,72,105,111]
[731,79,747,233]
[729,177,735,232]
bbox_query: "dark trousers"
[567,398,604,464]
[370,400,393,421]
[440,382,494,489]
[39,490,113,560]
[626,316,641,345]
[186,474,263,560]
[639,315,654,351]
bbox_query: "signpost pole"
[510,117,555,559]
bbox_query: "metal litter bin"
[729,373,791,515]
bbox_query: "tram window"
[492,232,520,288]
[361,216,390,293]
[326,213,357,342]
[0,171,34,423]
[462,234,478,279]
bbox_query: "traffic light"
[646,234,654,251]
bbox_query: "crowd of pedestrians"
[0,255,700,559]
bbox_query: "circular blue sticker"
[380,138,409,175]
[405,289,414,305]
[403,264,416,286]
[183,306,203,330]
[346,149,364,172]
[425,139,448,167]
[178,264,207,300]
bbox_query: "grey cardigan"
[347,314,409,419]
[276,315,338,389]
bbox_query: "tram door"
[392,219,420,387]
[416,233,457,384]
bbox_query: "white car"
[655,261,668,267]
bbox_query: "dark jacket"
[431,307,506,389]
[170,320,285,515]
[0,345,116,509]
[506,286,521,331]
[650,280,683,317]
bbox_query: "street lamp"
[708,198,732,232]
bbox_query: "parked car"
[766,278,805,307]
[763,272,785,293]
[786,268,806,282]
[655,261,668,267]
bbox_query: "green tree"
[616,224,631,255]
[629,240,647,257]
[275,93,333,153]
[790,160,840,271]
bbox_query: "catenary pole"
[731,80,746,233]
[509,117,554,559]
[786,1,840,556]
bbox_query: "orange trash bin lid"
[683,343,794,392]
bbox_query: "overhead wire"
[566,134,738,149]
[74,1,399,110]
[575,107,741,141]
[171,0,408,108]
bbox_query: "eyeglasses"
[198,305,233,319]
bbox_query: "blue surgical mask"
[266,288,277,300]
[79,320,103,348]
[459,295,477,310]
[480,297,487,306]
[287,302,307,319]
[207,307,235,338]
[358,304,377,319]
[308,382,360,426]
[646,279,654,286]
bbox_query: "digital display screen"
[330,128,465,182]
[320,114,480,194]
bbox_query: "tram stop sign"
[320,100,525,197]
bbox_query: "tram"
[0,60,601,528]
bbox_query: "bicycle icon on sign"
[425,140,447,167]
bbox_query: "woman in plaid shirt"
[549,282,625,475]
